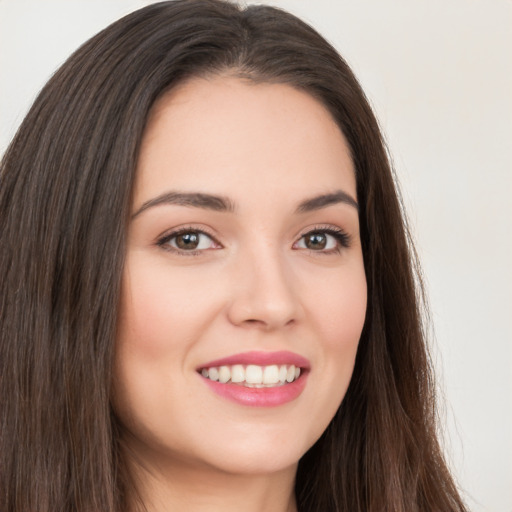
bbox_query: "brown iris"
[175,232,200,250]
[304,232,327,250]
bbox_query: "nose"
[226,246,301,331]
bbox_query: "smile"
[197,351,309,407]
[200,364,301,387]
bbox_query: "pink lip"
[197,351,310,407]
[198,350,310,370]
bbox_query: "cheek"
[303,262,367,401]
[290,265,366,447]
[308,262,367,348]
[117,255,218,359]
[113,258,208,442]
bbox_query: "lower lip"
[201,374,308,407]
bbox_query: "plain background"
[1,1,511,510]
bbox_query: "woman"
[0,1,467,511]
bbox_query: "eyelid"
[294,225,351,253]
[156,225,222,255]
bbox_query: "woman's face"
[114,76,367,477]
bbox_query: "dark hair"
[0,1,467,511]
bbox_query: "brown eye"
[294,228,350,253]
[304,232,327,250]
[175,232,200,250]
[160,230,218,253]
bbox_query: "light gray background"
[1,1,510,510]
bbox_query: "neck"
[125,455,298,512]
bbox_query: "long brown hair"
[0,1,467,510]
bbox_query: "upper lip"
[198,351,310,370]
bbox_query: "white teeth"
[200,364,303,387]
[208,367,219,381]
[231,364,245,383]
[218,366,230,383]
[278,365,287,383]
[262,365,279,385]
[245,365,263,384]
[286,365,296,383]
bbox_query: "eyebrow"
[132,189,358,218]
[296,190,358,213]
[132,191,236,218]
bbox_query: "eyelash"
[156,226,219,256]
[297,226,351,255]
[156,225,351,256]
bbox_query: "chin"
[199,448,303,477]
[188,419,324,476]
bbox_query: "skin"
[114,76,367,512]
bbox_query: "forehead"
[135,76,356,208]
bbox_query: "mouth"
[198,364,302,388]
[196,351,309,407]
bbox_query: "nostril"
[226,284,300,329]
